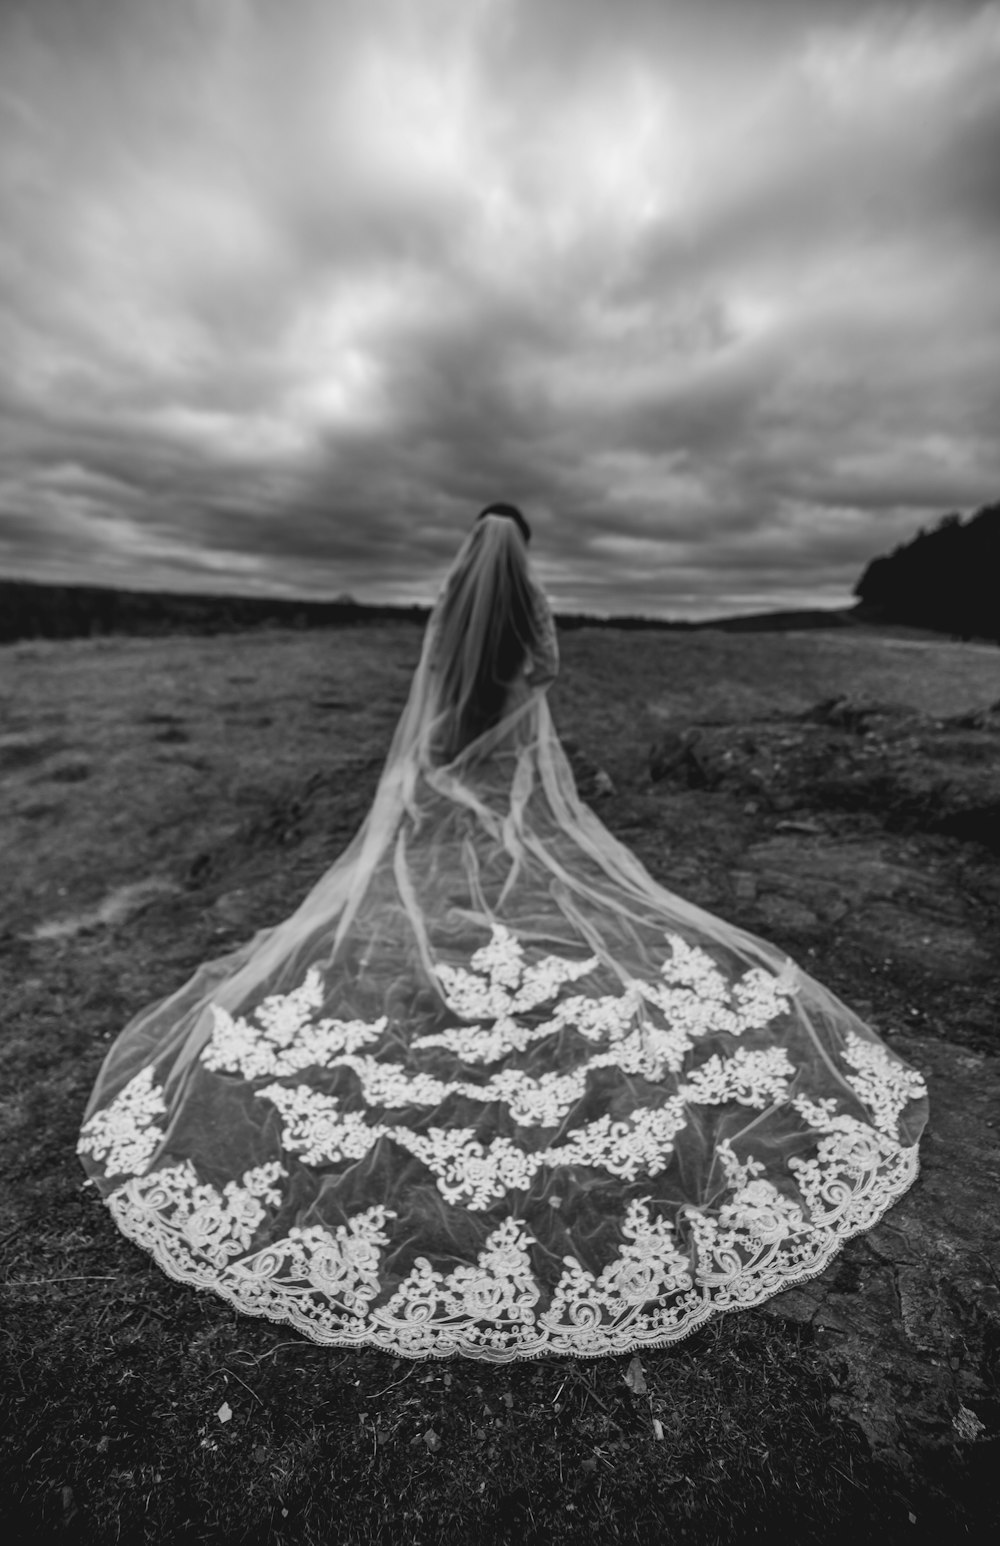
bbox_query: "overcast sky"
[2,0,999,616]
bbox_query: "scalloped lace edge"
[98,1148,921,1362]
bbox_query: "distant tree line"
[0,578,693,644]
[0,576,860,646]
[6,500,997,647]
[0,579,431,645]
[854,501,999,642]
[0,578,704,645]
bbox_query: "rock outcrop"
[650,695,1000,852]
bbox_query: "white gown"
[79,535,928,1361]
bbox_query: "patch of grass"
[0,1260,963,1544]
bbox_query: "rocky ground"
[1,621,998,1538]
[634,694,1000,1466]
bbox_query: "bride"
[78,504,928,1360]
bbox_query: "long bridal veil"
[79,513,928,1359]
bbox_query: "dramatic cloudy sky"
[2,0,999,616]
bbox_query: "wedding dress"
[78,513,928,1361]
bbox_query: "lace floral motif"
[413,993,639,1063]
[258,1084,388,1165]
[328,1054,456,1111]
[678,1046,794,1107]
[319,1046,664,1127]
[391,1128,539,1209]
[683,1139,812,1288]
[551,986,646,1045]
[542,1199,696,1344]
[841,1031,929,1138]
[471,1064,599,1126]
[77,1069,166,1178]
[638,939,797,1040]
[788,1095,913,1225]
[418,929,795,1066]
[232,1206,394,1317]
[108,1160,284,1270]
[89,923,925,1360]
[436,926,598,1020]
[262,1090,542,1211]
[203,968,386,1080]
[256,1083,688,1206]
[283,927,799,1127]
[547,1100,689,1181]
[415,1017,548,1063]
[375,1217,541,1357]
[101,1119,921,1358]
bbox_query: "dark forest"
[854,500,999,642]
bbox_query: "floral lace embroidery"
[321,1047,651,1127]
[77,1068,167,1178]
[232,1206,394,1315]
[89,926,924,1359]
[100,1125,920,1358]
[406,1099,688,1203]
[731,967,799,1028]
[789,1094,912,1224]
[415,1017,547,1063]
[551,986,646,1044]
[548,1100,689,1181]
[541,1199,694,1338]
[392,1128,539,1209]
[654,937,796,1031]
[375,1217,541,1356]
[678,1046,794,1107]
[436,926,598,1020]
[203,967,386,1080]
[470,1064,599,1126]
[199,930,797,1147]
[419,930,794,1066]
[639,959,793,1040]
[414,986,650,1065]
[108,1160,284,1269]
[329,1054,457,1111]
[295,1023,794,1137]
[683,1139,811,1286]
[255,1083,688,1206]
[258,1084,388,1165]
[607,1021,695,1080]
[841,1031,929,1138]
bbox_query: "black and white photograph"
[1,2,998,1541]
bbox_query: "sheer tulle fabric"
[79,522,928,1360]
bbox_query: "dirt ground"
[1,621,998,1542]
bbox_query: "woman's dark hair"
[477,502,531,544]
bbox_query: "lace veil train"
[79,510,928,1359]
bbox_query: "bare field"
[3,623,996,931]
[1,622,998,1544]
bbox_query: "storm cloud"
[2,0,999,614]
